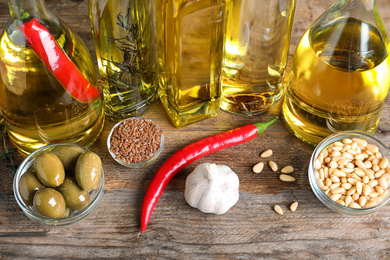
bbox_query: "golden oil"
[0,20,104,155]
[156,0,225,128]
[89,0,158,120]
[221,0,295,115]
[283,17,390,145]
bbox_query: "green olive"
[61,207,70,218]
[57,177,90,211]
[34,152,65,187]
[51,145,85,171]
[33,188,66,218]
[75,152,102,191]
[18,169,45,206]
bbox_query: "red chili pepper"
[141,117,278,232]
[18,18,100,103]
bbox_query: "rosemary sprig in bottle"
[102,8,152,95]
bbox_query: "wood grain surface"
[1,0,390,259]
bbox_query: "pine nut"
[343,138,353,144]
[352,193,360,201]
[329,161,338,168]
[344,195,352,206]
[369,192,380,198]
[356,181,363,195]
[347,178,357,185]
[355,159,366,169]
[269,161,278,172]
[375,186,384,194]
[379,177,388,189]
[349,202,361,208]
[347,186,356,196]
[314,159,321,170]
[281,165,294,174]
[368,179,378,188]
[333,169,346,178]
[330,194,342,201]
[331,187,346,194]
[253,162,264,173]
[364,161,372,168]
[330,183,341,189]
[342,152,354,160]
[260,149,273,157]
[325,178,332,187]
[342,183,352,190]
[366,144,379,153]
[279,174,295,182]
[290,201,298,212]
[336,200,345,206]
[359,196,367,207]
[364,200,378,208]
[353,138,367,147]
[274,205,283,215]
[375,169,386,178]
[363,185,371,196]
[354,168,365,177]
[355,154,365,161]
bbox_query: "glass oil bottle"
[89,0,158,120]
[156,0,225,128]
[283,0,390,145]
[221,0,296,115]
[0,0,105,155]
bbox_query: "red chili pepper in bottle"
[18,18,100,103]
[141,117,278,232]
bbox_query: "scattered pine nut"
[260,149,273,158]
[253,162,264,173]
[290,201,298,212]
[279,174,296,182]
[269,161,278,172]
[281,166,294,174]
[274,205,283,215]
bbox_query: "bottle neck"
[8,0,49,20]
[344,0,375,10]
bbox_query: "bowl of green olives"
[13,143,105,225]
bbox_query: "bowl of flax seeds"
[107,117,164,168]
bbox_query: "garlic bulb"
[184,163,239,214]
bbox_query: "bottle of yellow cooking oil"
[156,0,225,128]
[0,0,105,155]
[283,0,390,145]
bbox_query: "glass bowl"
[107,117,164,168]
[309,131,390,216]
[13,143,105,225]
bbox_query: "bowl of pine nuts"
[309,131,390,215]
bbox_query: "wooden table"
[1,0,390,259]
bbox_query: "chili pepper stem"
[254,117,278,135]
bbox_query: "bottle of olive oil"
[0,0,105,155]
[156,0,225,128]
[283,0,390,145]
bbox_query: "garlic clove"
[184,163,239,214]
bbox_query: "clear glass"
[221,0,296,115]
[13,143,105,225]
[283,0,390,145]
[107,117,164,168]
[0,0,105,155]
[89,0,159,120]
[309,131,390,215]
[156,0,225,128]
